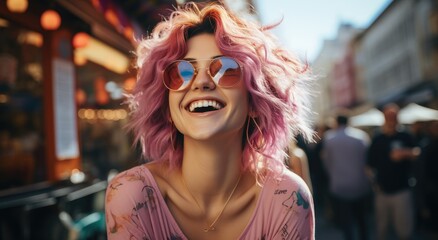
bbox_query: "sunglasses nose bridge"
[190,64,216,90]
[196,66,215,80]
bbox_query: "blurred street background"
[1,0,438,239]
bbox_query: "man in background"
[322,112,372,240]
[366,103,420,240]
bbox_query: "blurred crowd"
[292,103,438,240]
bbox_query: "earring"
[169,117,176,151]
[170,131,176,151]
[246,116,264,152]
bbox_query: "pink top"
[105,165,315,240]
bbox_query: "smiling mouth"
[188,100,224,113]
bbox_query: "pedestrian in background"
[286,139,313,193]
[417,120,438,235]
[307,123,331,217]
[322,112,372,240]
[366,103,420,240]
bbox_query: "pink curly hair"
[128,2,314,181]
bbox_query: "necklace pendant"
[203,226,215,232]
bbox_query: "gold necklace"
[182,173,242,232]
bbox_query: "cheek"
[168,94,180,119]
[233,90,250,122]
[238,87,250,112]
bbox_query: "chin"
[186,131,220,140]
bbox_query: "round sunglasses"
[162,56,243,91]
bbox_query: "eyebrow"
[182,55,224,61]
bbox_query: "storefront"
[0,0,174,238]
[0,0,148,190]
[0,10,45,190]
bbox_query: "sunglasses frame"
[162,56,243,91]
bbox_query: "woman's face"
[168,33,249,141]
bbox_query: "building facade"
[312,23,362,124]
[358,0,424,107]
[313,0,438,125]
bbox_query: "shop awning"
[350,103,438,127]
[350,108,384,127]
[398,103,438,124]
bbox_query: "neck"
[181,169,243,233]
[181,134,243,203]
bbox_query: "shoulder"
[105,163,184,239]
[257,171,314,238]
[323,129,337,141]
[105,165,157,208]
[106,162,171,202]
[346,127,370,141]
[291,147,307,162]
[261,170,313,217]
[391,131,414,144]
[107,164,152,191]
[346,126,367,136]
[105,165,159,237]
[397,130,414,139]
[371,132,385,142]
[270,171,312,202]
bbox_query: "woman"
[287,140,313,193]
[105,3,315,239]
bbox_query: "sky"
[253,0,392,62]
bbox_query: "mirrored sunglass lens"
[166,61,195,90]
[210,57,241,87]
[178,61,195,82]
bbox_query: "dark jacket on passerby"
[367,130,415,194]
[418,132,438,228]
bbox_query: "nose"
[190,66,216,91]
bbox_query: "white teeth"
[189,100,223,112]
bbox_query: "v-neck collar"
[141,164,265,239]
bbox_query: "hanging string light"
[40,10,61,30]
[72,32,90,48]
[6,0,28,13]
